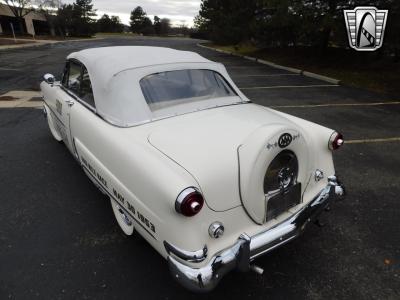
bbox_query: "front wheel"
[44,105,62,142]
[111,199,134,235]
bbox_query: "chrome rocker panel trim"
[166,175,345,292]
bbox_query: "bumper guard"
[166,175,345,292]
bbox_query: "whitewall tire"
[111,199,134,236]
[44,106,63,142]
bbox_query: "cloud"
[65,0,201,26]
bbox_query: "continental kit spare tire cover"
[237,124,310,224]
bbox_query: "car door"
[65,62,98,162]
[41,62,75,152]
[59,60,96,154]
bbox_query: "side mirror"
[43,73,55,84]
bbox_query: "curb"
[301,71,340,85]
[0,42,42,51]
[257,59,302,74]
[0,37,104,51]
[197,43,340,85]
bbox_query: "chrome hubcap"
[116,205,132,226]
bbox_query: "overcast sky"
[65,0,201,27]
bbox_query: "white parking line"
[346,137,400,144]
[227,66,270,69]
[240,84,339,90]
[232,74,301,77]
[0,67,19,71]
[271,101,400,108]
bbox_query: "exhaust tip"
[250,265,264,275]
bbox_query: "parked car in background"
[41,46,345,292]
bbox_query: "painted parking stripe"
[346,137,400,144]
[240,84,339,90]
[271,101,400,108]
[0,67,19,71]
[232,74,301,77]
[227,66,272,69]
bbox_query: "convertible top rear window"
[140,69,237,111]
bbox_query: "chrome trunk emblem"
[278,133,292,148]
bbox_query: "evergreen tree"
[196,0,257,44]
[154,16,161,35]
[96,14,124,33]
[56,0,96,36]
[75,0,96,22]
[130,6,153,33]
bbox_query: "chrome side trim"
[164,241,208,263]
[80,165,157,240]
[166,175,345,292]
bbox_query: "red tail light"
[175,187,204,217]
[329,132,344,150]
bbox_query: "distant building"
[0,3,49,36]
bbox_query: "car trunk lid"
[147,103,306,213]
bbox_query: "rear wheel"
[110,199,134,236]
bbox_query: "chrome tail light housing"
[175,187,204,217]
[329,132,344,150]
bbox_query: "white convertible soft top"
[67,46,248,127]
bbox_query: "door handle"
[66,100,74,107]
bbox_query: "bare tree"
[35,0,63,36]
[35,0,62,13]
[4,0,35,34]
[160,18,170,35]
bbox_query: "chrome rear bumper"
[166,176,345,292]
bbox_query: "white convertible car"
[41,46,345,292]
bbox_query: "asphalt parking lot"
[0,36,399,299]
